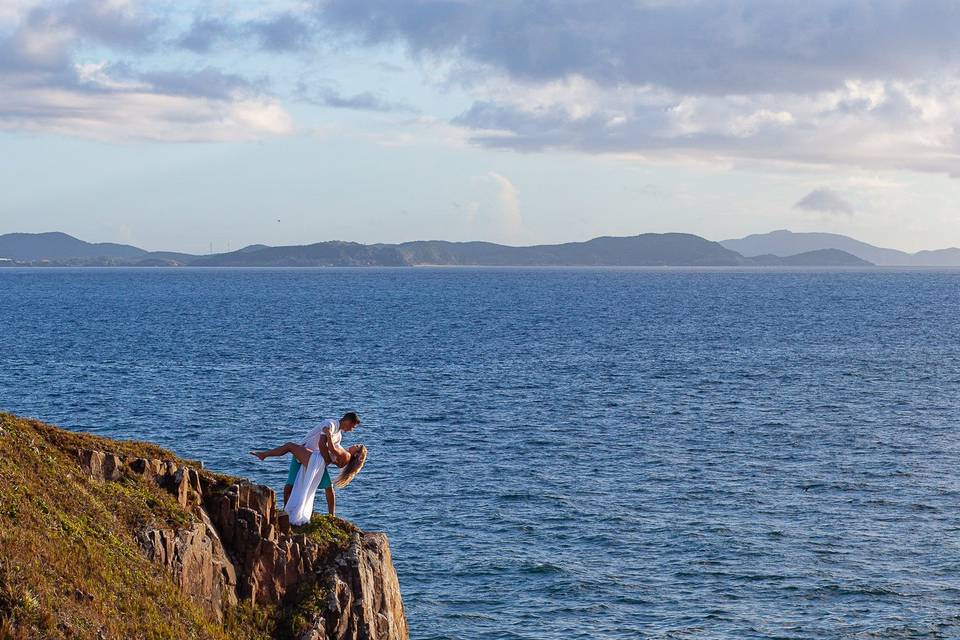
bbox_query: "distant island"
[720,229,960,267]
[0,231,885,268]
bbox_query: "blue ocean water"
[2,267,960,639]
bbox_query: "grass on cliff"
[272,515,357,639]
[0,413,272,640]
[294,514,357,548]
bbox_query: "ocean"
[2,267,959,639]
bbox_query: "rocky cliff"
[0,413,408,640]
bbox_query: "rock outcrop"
[304,533,409,640]
[76,446,408,639]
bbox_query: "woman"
[250,436,367,525]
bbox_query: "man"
[284,411,360,515]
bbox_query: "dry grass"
[0,413,360,640]
[0,413,275,640]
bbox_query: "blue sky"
[3,1,960,253]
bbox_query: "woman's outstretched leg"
[250,442,313,467]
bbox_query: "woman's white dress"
[285,450,327,525]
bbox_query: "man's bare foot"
[250,451,267,461]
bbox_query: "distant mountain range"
[191,234,768,267]
[0,231,877,267]
[0,232,196,264]
[0,232,146,261]
[720,229,960,266]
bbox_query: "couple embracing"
[250,411,367,525]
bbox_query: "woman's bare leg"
[250,442,313,467]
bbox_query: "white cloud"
[0,2,294,141]
[10,0,960,167]
[452,77,960,174]
[463,171,524,242]
[485,171,522,241]
[0,1,42,24]
[794,188,854,215]
[318,1,960,175]
[0,64,293,142]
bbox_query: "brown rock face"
[76,447,409,640]
[303,533,409,640]
[137,515,238,620]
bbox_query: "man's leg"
[325,487,336,515]
[282,458,301,508]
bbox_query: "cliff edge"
[0,413,408,640]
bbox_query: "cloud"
[485,171,522,240]
[464,172,523,241]
[299,84,416,113]
[0,69,293,142]
[176,12,318,54]
[317,0,960,174]
[450,77,960,173]
[246,12,313,52]
[176,17,233,53]
[17,0,161,54]
[137,67,270,101]
[318,0,960,95]
[0,2,293,141]
[0,0,158,73]
[0,1,42,25]
[9,0,960,170]
[794,188,854,214]
[377,61,405,73]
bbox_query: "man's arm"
[320,431,345,464]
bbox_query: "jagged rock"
[128,457,148,475]
[300,533,408,640]
[103,453,123,480]
[72,445,409,639]
[138,515,238,621]
[77,449,124,482]
[171,467,194,508]
[78,449,105,478]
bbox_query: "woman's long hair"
[334,444,367,488]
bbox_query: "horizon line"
[4,228,960,257]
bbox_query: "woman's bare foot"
[250,451,267,461]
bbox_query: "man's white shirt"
[303,418,341,452]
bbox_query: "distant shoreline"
[0,231,875,268]
[11,264,960,271]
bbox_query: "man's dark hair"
[342,411,360,424]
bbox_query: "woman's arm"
[320,433,348,465]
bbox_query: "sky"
[3,1,960,253]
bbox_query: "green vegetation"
[294,514,357,549]
[280,581,327,639]
[0,413,331,640]
[269,515,357,639]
